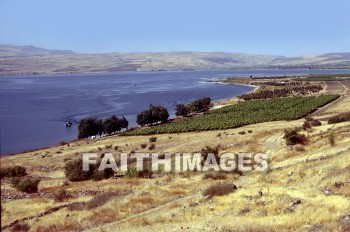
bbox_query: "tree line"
[238,85,322,100]
[78,115,128,139]
[77,97,211,138]
[175,97,211,117]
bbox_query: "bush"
[53,189,71,202]
[283,128,308,146]
[149,137,157,143]
[148,144,156,150]
[0,166,27,179]
[125,166,153,178]
[303,117,321,130]
[64,158,114,182]
[239,131,246,135]
[328,132,335,146]
[11,222,30,232]
[201,145,220,164]
[328,112,350,124]
[11,178,40,193]
[64,158,91,182]
[203,183,237,196]
[140,144,147,149]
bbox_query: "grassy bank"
[121,95,339,136]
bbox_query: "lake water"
[0,69,348,155]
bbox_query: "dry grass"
[1,95,350,231]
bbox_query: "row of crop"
[121,95,339,136]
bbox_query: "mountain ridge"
[0,44,349,75]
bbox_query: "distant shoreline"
[1,67,350,77]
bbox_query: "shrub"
[203,183,237,196]
[137,168,153,178]
[125,166,153,178]
[125,167,138,178]
[140,144,147,149]
[12,178,40,193]
[91,167,114,181]
[248,130,253,133]
[149,137,157,143]
[328,112,350,124]
[239,131,246,135]
[59,140,67,146]
[201,145,220,164]
[303,117,321,130]
[64,158,91,182]
[11,223,30,232]
[148,144,156,150]
[53,189,71,202]
[283,128,308,146]
[328,132,335,146]
[64,158,114,182]
[0,166,27,179]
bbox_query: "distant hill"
[0,44,349,75]
[270,53,350,68]
[0,44,75,57]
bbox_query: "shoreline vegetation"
[3,73,349,156]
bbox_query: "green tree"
[78,118,104,139]
[103,115,120,134]
[136,104,169,126]
[175,104,189,117]
[119,115,129,129]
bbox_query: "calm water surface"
[0,69,348,155]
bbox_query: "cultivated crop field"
[122,95,339,136]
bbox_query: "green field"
[121,95,340,136]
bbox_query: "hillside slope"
[1,44,349,75]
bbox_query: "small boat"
[65,121,73,127]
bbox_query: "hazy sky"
[0,0,349,56]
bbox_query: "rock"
[292,199,302,205]
[288,171,294,176]
[334,181,344,188]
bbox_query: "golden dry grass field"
[1,85,350,232]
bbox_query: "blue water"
[0,69,348,155]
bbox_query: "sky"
[0,0,349,56]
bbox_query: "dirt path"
[309,95,344,117]
[85,194,201,232]
[338,81,350,95]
